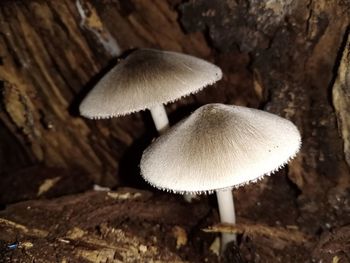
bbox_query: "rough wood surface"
[204,223,312,245]
[333,29,350,168]
[0,184,347,263]
[0,188,214,262]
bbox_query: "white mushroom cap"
[140,104,301,194]
[79,49,222,119]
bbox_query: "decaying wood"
[333,30,350,168]
[312,225,350,262]
[0,165,93,204]
[0,188,214,262]
[203,223,312,245]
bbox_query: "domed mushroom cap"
[79,49,222,118]
[140,104,301,194]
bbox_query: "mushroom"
[140,103,301,251]
[79,48,222,134]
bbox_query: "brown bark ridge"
[333,28,350,170]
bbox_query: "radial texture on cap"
[79,49,222,118]
[140,104,301,194]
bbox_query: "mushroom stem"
[216,189,236,251]
[149,104,170,134]
[149,104,196,202]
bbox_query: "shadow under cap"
[79,49,222,119]
[140,103,301,194]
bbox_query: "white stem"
[149,104,196,203]
[149,104,170,134]
[216,189,236,252]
